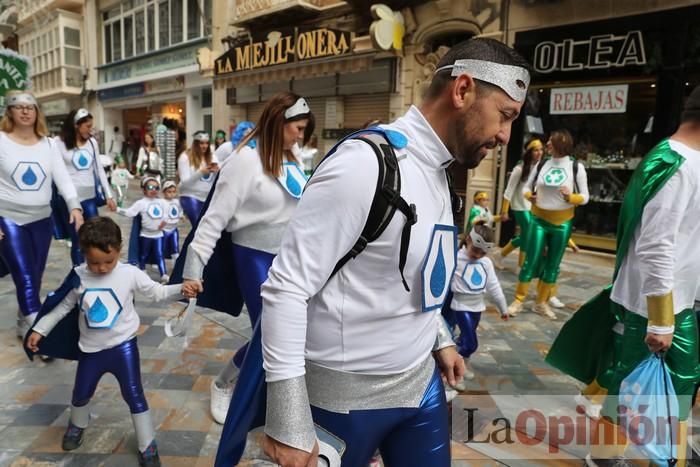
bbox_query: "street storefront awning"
[213,52,377,89]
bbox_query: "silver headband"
[74,108,91,124]
[7,93,37,107]
[193,132,210,142]
[162,180,177,191]
[141,176,160,188]
[469,228,494,253]
[435,59,530,103]
[285,97,310,119]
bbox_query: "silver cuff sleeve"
[264,376,317,453]
[433,314,455,351]
[65,197,82,213]
[182,246,205,280]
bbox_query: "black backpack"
[313,130,462,291]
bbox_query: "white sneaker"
[507,300,524,317]
[16,311,37,338]
[534,303,557,320]
[574,393,602,420]
[549,296,566,308]
[210,381,233,424]
[160,274,170,284]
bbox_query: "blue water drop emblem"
[285,168,302,197]
[170,207,178,217]
[78,152,89,167]
[470,267,483,286]
[429,240,447,298]
[153,206,161,217]
[88,297,109,323]
[21,166,37,185]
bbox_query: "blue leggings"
[162,228,179,258]
[69,198,99,265]
[455,310,481,358]
[72,337,148,414]
[311,365,450,467]
[180,196,204,227]
[230,244,275,367]
[0,216,53,317]
[139,236,166,276]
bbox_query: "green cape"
[544,140,685,384]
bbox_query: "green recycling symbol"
[543,167,567,186]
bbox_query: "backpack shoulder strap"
[327,132,416,291]
[531,157,549,193]
[571,156,580,194]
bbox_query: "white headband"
[285,97,310,119]
[7,93,37,107]
[162,180,177,191]
[142,176,160,188]
[74,108,91,124]
[193,131,210,142]
[435,59,530,103]
[469,228,494,253]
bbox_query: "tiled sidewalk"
[0,180,619,466]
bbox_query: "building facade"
[92,0,213,168]
[504,0,700,251]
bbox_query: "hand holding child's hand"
[158,221,166,230]
[182,279,203,298]
[26,331,43,353]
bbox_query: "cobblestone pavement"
[0,179,628,466]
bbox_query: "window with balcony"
[102,0,209,65]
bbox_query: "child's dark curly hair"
[78,217,122,254]
[460,220,494,249]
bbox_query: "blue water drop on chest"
[286,168,302,197]
[78,153,89,167]
[22,166,37,185]
[470,267,483,286]
[153,206,161,216]
[88,297,109,323]
[430,241,447,298]
[170,207,178,217]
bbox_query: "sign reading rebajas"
[0,50,31,108]
[216,27,352,75]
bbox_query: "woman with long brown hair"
[55,107,117,265]
[177,131,218,225]
[179,91,313,425]
[508,129,589,320]
[136,133,162,181]
[0,90,83,337]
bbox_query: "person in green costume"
[464,190,502,233]
[507,129,589,320]
[547,85,700,467]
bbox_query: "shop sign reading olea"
[534,31,646,74]
[216,27,352,75]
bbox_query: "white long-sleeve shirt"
[177,152,218,201]
[450,248,507,316]
[611,139,700,332]
[56,136,113,202]
[117,196,167,238]
[526,156,589,211]
[183,146,302,280]
[111,168,133,188]
[33,263,181,353]
[0,132,80,225]
[163,198,182,232]
[261,105,455,382]
[503,163,531,212]
[213,141,235,165]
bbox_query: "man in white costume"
[260,38,531,467]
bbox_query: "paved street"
[0,179,619,466]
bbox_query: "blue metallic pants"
[230,244,275,368]
[72,337,148,414]
[69,198,99,266]
[311,365,451,467]
[139,236,166,276]
[180,196,204,227]
[454,310,481,358]
[162,228,179,258]
[0,216,53,317]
